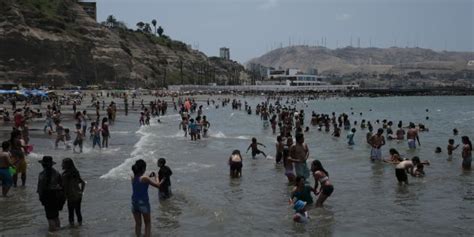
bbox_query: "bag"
[9,166,16,176]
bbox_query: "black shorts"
[321,185,334,196]
[252,150,261,157]
[396,169,408,183]
[230,161,242,172]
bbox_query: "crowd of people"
[0,93,472,235]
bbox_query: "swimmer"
[157,158,173,200]
[453,128,459,136]
[435,147,442,153]
[229,150,243,178]
[447,139,459,161]
[246,137,267,159]
[384,148,401,163]
[396,124,405,140]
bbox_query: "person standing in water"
[388,156,430,185]
[36,156,65,232]
[447,139,459,161]
[311,160,334,207]
[290,176,314,205]
[61,158,86,227]
[101,117,110,148]
[290,133,310,180]
[347,128,356,146]
[157,158,172,200]
[369,128,385,161]
[461,136,472,170]
[0,141,13,196]
[275,136,284,164]
[407,123,421,149]
[131,159,164,237]
[229,150,243,178]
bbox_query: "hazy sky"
[96,0,474,63]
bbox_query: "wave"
[101,120,159,180]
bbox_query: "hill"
[0,0,245,88]
[247,46,474,76]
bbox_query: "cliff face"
[247,46,474,76]
[0,0,245,88]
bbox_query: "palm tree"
[136,21,145,31]
[143,23,152,34]
[151,19,157,35]
[157,26,164,37]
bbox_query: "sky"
[96,0,474,63]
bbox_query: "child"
[414,163,425,177]
[447,139,459,161]
[157,158,173,200]
[228,150,243,178]
[61,158,86,227]
[246,137,267,159]
[188,119,198,141]
[292,200,309,223]
[179,118,188,137]
[55,121,66,149]
[64,128,72,149]
[73,124,84,153]
[435,147,442,153]
[139,112,145,126]
[347,128,356,145]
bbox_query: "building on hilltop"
[256,68,327,86]
[219,47,230,60]
[77,0,97,21]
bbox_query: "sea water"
[0,96,473,236]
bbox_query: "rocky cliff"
[247,46,474,76]
[0,0,245,88]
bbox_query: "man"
[290,133,310,180]
[407,123,421,149]
[0,141,13,196]
[369,128,386,161]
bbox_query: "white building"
[259,68,327,86]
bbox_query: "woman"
[62,158,86,227]
[37,156,65,232]
[131,159,164,237]
[311,160,334,207]
[290,176,314,205]
[461,136,472,170]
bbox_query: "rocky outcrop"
[0,0,245,88]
